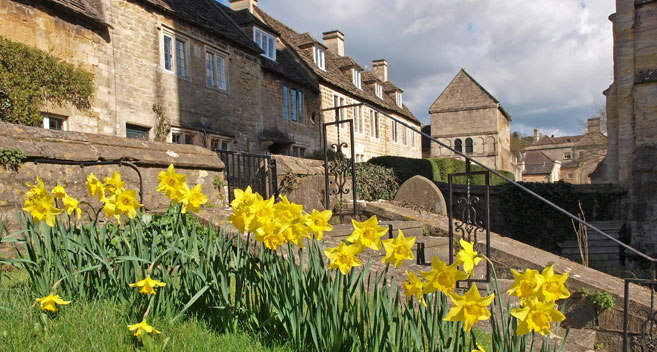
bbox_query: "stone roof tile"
[46,0,108,25]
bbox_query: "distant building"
[523,118,607,184]
[428,69,522,179]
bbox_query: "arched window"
[465,138,473,154]
[454,138,462,153]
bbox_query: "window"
[314,46,325,70]
[392,121,398,143]
[162,32,187,77]
[455,139,463,153]
[564,152,572,160]
[374,112,380,138]
[465,138,473,154]
[126,124,150,139]
[375,83,383,99]
[291,146,306,157]
[253,27,276,61]
[396,92,403,107]
[352,69,361,89]
[353,105,363,134]
[42,115,66,131]
[411,131,415,148]
[210,137,231,151]
[171,129,197,145]
[402,126,407,145]
[567,170,574,179]
[334,95,345,126]
[283,86,305,123]
[206,51,227,90]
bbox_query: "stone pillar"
[322,30,344,57]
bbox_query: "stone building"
[249,2,422,161]
[591,0,657,254]
[524,118,607,184]
[428,69,521,178]
[0,0,421,160]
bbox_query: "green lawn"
[0,270,291,352]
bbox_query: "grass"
[0,270,291,352]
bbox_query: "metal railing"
[314,102,657,351]
[215,149,277,203]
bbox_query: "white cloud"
[256,0,614,135]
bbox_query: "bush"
[0,36,94,126]
[368,156,435,184]
[351,163,399,201]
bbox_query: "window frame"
[283,85,305,123]
[205,50,228,91]
[352,69,361,89]
[42,115,67,131]
[465,138,473,154]
[126,123,151,140]
[392,121,398,143]
[253,27,276,61]
[396,92,403,107]
[564,151,572,160]
[171,128,198,145]
[162,31,189,78]
[375,83,383,99]
[314,46,325,70]
[210,136,232,151]
[455,138,463,153]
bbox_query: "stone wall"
[0,121,225,230]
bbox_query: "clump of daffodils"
[156,164,208,213]
[87,171,143,224]
[23,177,83,227]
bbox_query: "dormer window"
[352,69,361,89]
[314,46,325,70]
[396,92,403,107]
[254,27,276,61]
[375,83,383,99]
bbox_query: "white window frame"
[162,31,189,78]
[283,86,305,123]
[205,50,227,91]
[210,135,232,151]
[375,83,383,99]
[352,69,361,89]
[314,46,325,70]
[253,27,276,61]
[396,92,403,107]
[42,115,67,131]
[353,104,363,134]
[392,121,398,143]
[411,130,415,148]
[402,125,407,145]
[170,128,198,145]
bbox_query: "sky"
[219,0,615,137]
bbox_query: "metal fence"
[215,149,278,203]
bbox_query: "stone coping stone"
[0,121,223,170]
[272,154,324,176]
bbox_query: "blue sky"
[219,0,615,136]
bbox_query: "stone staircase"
[558,220,626,269]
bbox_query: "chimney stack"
[229,0,258,13]
[322,30,344,57]
[372,59,388,82]
[533,128,540,142]
[587,117,601,134]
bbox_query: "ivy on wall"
[0,36,94,126]
[351,163,399,201]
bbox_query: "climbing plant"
[0,36,94,126]
[153,104,171,142]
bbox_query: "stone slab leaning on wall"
[0,121,225,230]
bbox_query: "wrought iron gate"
[322,117,357,218]
[215,150,278,202]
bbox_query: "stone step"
[560,246,621,255]
[558,239,623,248]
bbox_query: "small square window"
[564,152,572,160]
[172,130,196,145]
[126,124,150,140]
[43,115,66,131]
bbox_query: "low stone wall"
[0,121,225,230]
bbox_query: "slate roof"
[45,0,108,25]
[531,134,584,146]
[254,7,419,124]
[227,8,279,36]
[334,56,363,71]
[136,0,262,54]
[522,150,556,175]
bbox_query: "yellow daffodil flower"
[23,193,63,227]
[403,270,427,307]
[51,183,67,199]
[128,319,161,337]
[511,296,565,335]
[346,215,388,251]
[86,173,106,201]
[229,208,254,234]
[444,283,495,332]
[62,195,82,220]
[179,183,208,214]
[273,195,303,223]
[381,230,415,268]
[324,242,363,275]
[33,293,71,312]
[282,217,309,248]
[115,189,143,219]
[25,176,48,200]
[306,209,333,240]
[256,221,287,250]
[456,238,482,277]
[420,256,468,294]
[539,265,570,301]
[507,268,545,300]
[230,186,256,210]
[247,195,275,233]
[473,342,486,352]
[129,276,166,295]
[104,171,126,197]
[157,164,187,201]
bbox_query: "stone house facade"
[1,0,421,160]
[591,0,657,254]
[428,69,521,179]
[524,118,607,184]
[0,0,321,154]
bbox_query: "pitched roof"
[522,150,556,175]
[361,71,380,84]
[254,7,419,124]
[136,0,261,54]
[45,0,108,26]
[430,68,510,120]
[333,56,363,71]
[227,8,279,36]
[531,134,584,146]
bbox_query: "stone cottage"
[428,69,521,179]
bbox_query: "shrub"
[368,156,435,183]
[351,163,399,201]
[0,36,94,126]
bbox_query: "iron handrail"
[313,102,657,264]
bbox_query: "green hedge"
[0,36,94,126]
[351,163,399,201]
[368,156,513,186]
